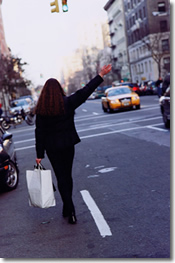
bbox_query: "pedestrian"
[0,104,3,117]
[35,64,112,224]
[155,77,163,98]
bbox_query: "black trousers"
[46,146,75,214]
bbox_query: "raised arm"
[69,64,112,110]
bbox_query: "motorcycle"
[0,108,35,130]
[0,127,19,191]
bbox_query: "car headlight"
[111,99,120,104]
[133,96,139,100]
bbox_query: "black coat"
[35,75,103,158]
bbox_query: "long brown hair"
[35,78,65,116]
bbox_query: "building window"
[131,34,134,43]
[141,63,143,72]
[130,18,132,27]
[138,64,140,73]
[158,2,166,12]
[162,39,169,51]
[163,57,170,64]
[135,12,138,20]
[133,32,136,42]
[128,35,131,45]
[144,24,148,35]
[139,9,142,19]
[149,60,152,71]
[163,57,170,71]
[145,61,148,72]
[139,47,142,55]
[160,20,167,32]
[138,29,141,40]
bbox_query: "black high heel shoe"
[68,213,77,224]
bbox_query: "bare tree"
[0,54,32,114]
[142,32,170,78]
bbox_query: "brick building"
[124,0,170,82]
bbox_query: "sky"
[1,0,108,87]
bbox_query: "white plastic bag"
[26,164,56,208]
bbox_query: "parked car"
[88,92,97,100]
[0,127,19,191]
[162,73,170,96]
[159,86,170,128]
[19,95,34,101]
[147,81,157,95]
[95,85,112,99]
[101,85,140,113]
[139,81,148,95]
[9,98,34,115]
[140,81,157,95]
[113,82,141,95]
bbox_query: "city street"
[0,95,170,258]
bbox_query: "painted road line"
[147,125,169,132]
[80,126,146,139]
[13,117,163,144]
[14,126,145,146]
[11,127,34,134]
[15,124,168,151]
[75,105,160,122]
[15,145,35,151]
[78,116,162,132]
[80,190,112,238]
[15,138,35,144]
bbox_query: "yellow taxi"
[101,85,140,113]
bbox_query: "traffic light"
[50,0,59,13]
[62,0,68,12]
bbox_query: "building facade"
[0,0,9,56]
[124,0,170,83]
[104,0,170,83]
[104,0,131,81]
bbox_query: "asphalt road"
[0,95,170,259]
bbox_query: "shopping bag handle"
[34,163,45,170]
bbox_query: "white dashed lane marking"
[80,190,112,238]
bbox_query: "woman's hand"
[99,64,112,78]
[36,158,42,165]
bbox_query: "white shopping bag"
[26,164,56,208]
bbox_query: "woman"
[35,64,112,224]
